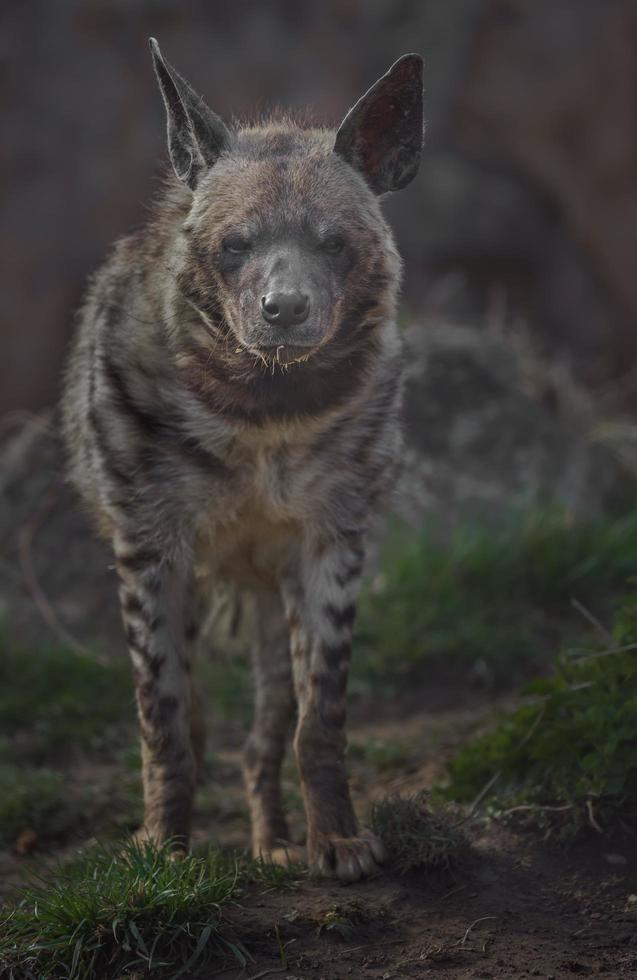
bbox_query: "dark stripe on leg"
[324,603,357,631]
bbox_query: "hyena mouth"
[249,343,316,367]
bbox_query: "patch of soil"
[222,826,637,979]
[2,697,636,977]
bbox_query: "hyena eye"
[321,235,346,255]
[222,235,252,254]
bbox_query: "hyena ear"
[334,54,424,195]
[149,37,231,190]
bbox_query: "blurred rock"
[0,324,631,656]
[455,0,637,385]
[396,323,631,531]
[0,412,122,656]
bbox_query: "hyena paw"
[132,826,188,859]
[254,841,306,866]
[311,829,386,882]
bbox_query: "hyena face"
[188,154,389,360]
[151,40,423,364]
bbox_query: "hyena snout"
[261,290,310,328]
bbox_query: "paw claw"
[310,829,385,882]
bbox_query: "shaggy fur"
[62,40,423,881]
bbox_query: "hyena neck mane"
[170,302,386,426]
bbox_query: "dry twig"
[570,597,612,643]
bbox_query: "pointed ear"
[149,37,231,190]
[334,54,424,195]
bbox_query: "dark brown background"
[2,0,637,415]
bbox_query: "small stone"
[14,829,38,855]
[604,852,627,866]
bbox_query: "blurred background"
[3,0,637,415]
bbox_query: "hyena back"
[62,39,423,882]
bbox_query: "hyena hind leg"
[242,590,300,863]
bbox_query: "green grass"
[442,591,637,834]
[0,761,142,851]
[314,903,366,940]
[353,507,637,692]
[0,766,72,850]
[348,736,414,773]
[0,840,307,979]
[0,640,134,764]
[371,792,467,874]
[0,839,249,979]
[243,854,306,890]
[0,638,138,850]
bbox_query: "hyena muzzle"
[62,39,423,882]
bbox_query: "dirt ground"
[222,825,637,980]
[1,694,636,979]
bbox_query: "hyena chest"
[194,446,304,589]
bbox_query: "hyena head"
[150,39,423,367]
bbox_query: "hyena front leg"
[242,589,299,863]
[116,538,197,851]
[283,533,386,882]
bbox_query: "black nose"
[261,291,310,328]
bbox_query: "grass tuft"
[443,589,637,834]
[0,838,248,979]
[243,855,306,890]
[371,792,467,874]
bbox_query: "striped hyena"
[62,39,423,882]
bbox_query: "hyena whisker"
[183,298,219,337]
[62,37,423,881]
